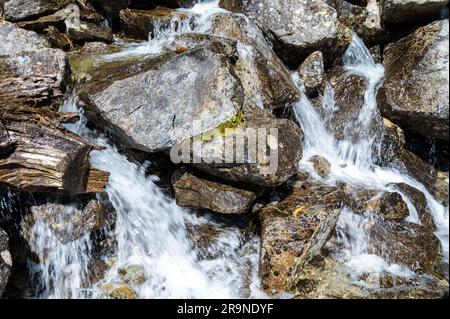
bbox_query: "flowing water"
[292,34,449,277]
[2,0,448,298]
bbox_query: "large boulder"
[190,105,302,187]
[171,169,256,214]
[259,179,348,294]
[219,0,351,67]
[3,0,72,21]
[377,19,449,141]
[0,21,69,104]
[119,9,300,110]
[0,228,12,297]
[367,217,443,274]
[79,39,243,153]
[382,0,449,24]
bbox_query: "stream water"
[3,0,447,299]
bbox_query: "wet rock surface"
[378,19,449,141]
[298,51,325,97]
[192,105,302,187]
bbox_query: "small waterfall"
[20,97,263,299]
[292,34,449,275]
[25,205,92,299]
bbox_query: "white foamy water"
[293,34,449,276]
[23,98,263,299]
[101,0,225,62]
[3,1,446,299]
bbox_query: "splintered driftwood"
[0,106,109,194]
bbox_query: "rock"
[326,0,384,44]
[186,223,223,260]
[22,197,113,244]
[206,13,300,110]
[308,155,331,178]
[367,217,443,274]
[219,0,351,67]
[389,148,438,196]
[65,5,113,43]
[394,183,436,230]
[382,0,449,24]
[191,105,302,187]
[171,169,256,214]
[44,25,72,50]
[79,40,243,153]
[3,0,72,22]
[120,7,194,40]
[87,258,109,285]
[0,21,69,104]
[118,264,147,286]
[378,19,449,140]
[292,255,448,298]
[0,48,69,104]
[0,107,109,194]
[90,0,132,20]
[435,171,449,205]
[259,180,348,294]
[121,11,300,110]
[15,6,72,33]
[298,51,325,97]
[0,20,49,55]
[0,228,12,297]
[101,282,138,299]
[80,41,109,54]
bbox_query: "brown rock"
[172,169,256,214]
[259,180,348,294]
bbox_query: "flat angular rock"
[171,169,256,214]
[3,0,72,22]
